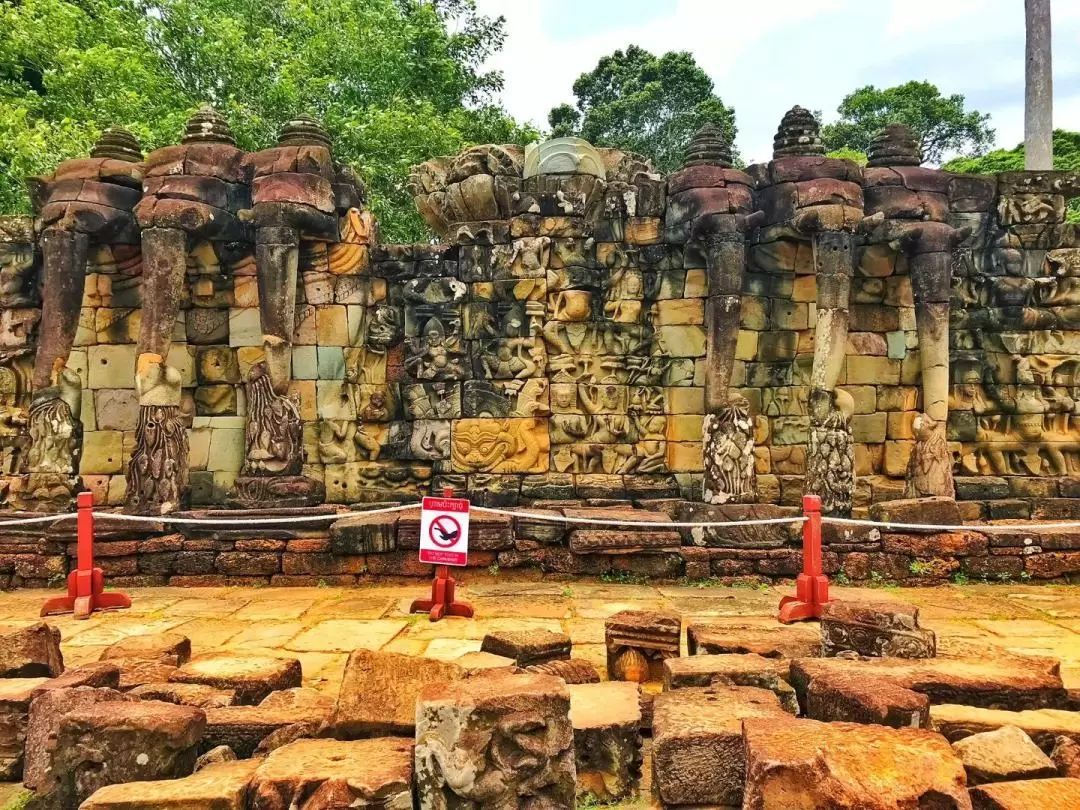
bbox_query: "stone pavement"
[1,578,1079,697]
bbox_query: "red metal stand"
[778,493,830,623]
[410,488,474,622]
[41,492,131,620]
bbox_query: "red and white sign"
[419,496,470,566]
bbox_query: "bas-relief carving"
[126,360,188,515]
[451,417,549,474]
[702,397,756,505]
[805,389,855,516]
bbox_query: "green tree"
[946,129,1080,222]
[0,0,537,241]
[547,45,736,172]
[821,81,994,165]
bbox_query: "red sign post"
[41,492,131,620]
[410,488,474,621]
[778,493,830,623]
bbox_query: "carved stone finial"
[278,115,332,150]
[772,106,825,159]
[182,105,236,145]
[867,123,923,167]
[683,123,732,168]
[89,128,143,162]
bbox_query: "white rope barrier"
[471,505,807,528]
[821,516,1080,533]
[0,513,84,527]
[89,503,419,526]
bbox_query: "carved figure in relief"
[805,389,855,516]
[241,361,303,477]
[905,415,954,499]
[451,417,548,474]
[405,317,465,380]
[126,358,188,515]
[702,395,757,505]
[352,306,403,384]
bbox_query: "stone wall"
[0,112,1079,520]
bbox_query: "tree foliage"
[0,0,537,241]
[821,81,994,165]
[946,129,1080,222]
[547,45,736,173]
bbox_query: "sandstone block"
[52,700,205,809]
[969,778,1080,809]
[202,702,330,759]
[80,759,259,810]
[1052,735,1080,777]
[0,678,46,779]
[568,681,642,802]
[952,724,1056,785]
[129,683,238,708]
[328,649,465,738]
[821,599,936,658]
[248,738,412,810]
[868,495,964,529]
[605,609,680,683]
[931,704,1080,752]
[101,633,192,666]
[0,622,63,678]
[480,629,571,666]
[32,662,120,695]
[328,512,397,554]
[652,685,789,807]
[687,622,819,659]
[743,717,970,809]
[524,658,602,684]
[415,673,575,810]
[806,670,929,728]
[663,654,800,714]
[170,654,302,705]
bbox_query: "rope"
[89,503,418,526]
[471,505,807,528]
[821,516,1080,533]
[0,513,82,527]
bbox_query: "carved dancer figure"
[234,115,355,507]
[861,124,971,498]
[675,124,763,503]
[760,106,863,515]
[14,129,143,510]
[128,107,249,513]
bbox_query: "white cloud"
[475,0,1080,163]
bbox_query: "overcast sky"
[473,0,1080,164]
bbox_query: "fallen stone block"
[652,685,790,807]
[806,669,929,728]
[606,609,680,683]
[129,682,238,708]
[525,658,601,684]
[23,686,135,793]
[415,673,575,810]
[328,511,397,554]
[170,654,302,705]
[0,678,46,780]
[113,658,179,690]
[195,744,237,771]
[743,717,970,810]
[790,654,1067,710]
[952,725,1057,785]
[568,681,642,802]
[663,653,799,715]
[869,495,963,528]
[80,759,259,809]
[203,701,331,758]
[259,687,335,714]
[52,700,206,809]
[480,628,571,665]
[687,621,818,658]
[0,623,63,677]
[249,738,413,810]
[32,662,120,695]
[1052,735,1080,777]
[969,777,1080,809]
[329,649,465,738]
[821,599,936,658]
[100,632,192,666]
[452,651,517,674]
[931,703,1080,752]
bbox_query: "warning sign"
[419,495,470,566]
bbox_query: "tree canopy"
[547,45,736,173]
[946,129,1080,222]
[0,0,538,241]
[821,80,994,165]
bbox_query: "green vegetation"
[0,0,537,241]
[599,569,651,586]
[548,45,736,172]
[834,571,851,586]
[487,562,500,576]
[909,560,935,577]
[821,80,994,164]
[1,790,33,810]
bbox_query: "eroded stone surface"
[969,778,1080,809]
[249,738,413,810]
[742,717,970,810]
[931,704,1080,752]
[568,681,642,802]
[130,682,238,708]
[821,599,937,658]
[806,670,929,728]
[80,759,259,810]
[652,684,790,807]
[952,725,1057,784]
[203,703,330,759]
[0,623,63,678]
[101,632,192,665]
[663,653,799,714]
[687,622,819,659]
[0,678,45,780]
[480,628,571,665]
[606,609,680,683]
[415,672,575,810]
[169,654,302,705]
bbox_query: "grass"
[599,570,651,586]
[1,790,33,810]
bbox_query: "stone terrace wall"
[0,130,1079,520]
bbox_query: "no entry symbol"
[429,515,461,548]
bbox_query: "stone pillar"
[1025,0,1054,171]
[15,129,143,511]
[676,125,761,504]
[765,106,862,515]
[862,124,970,499]
[126,227,189,514]
[128,106,249,513]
